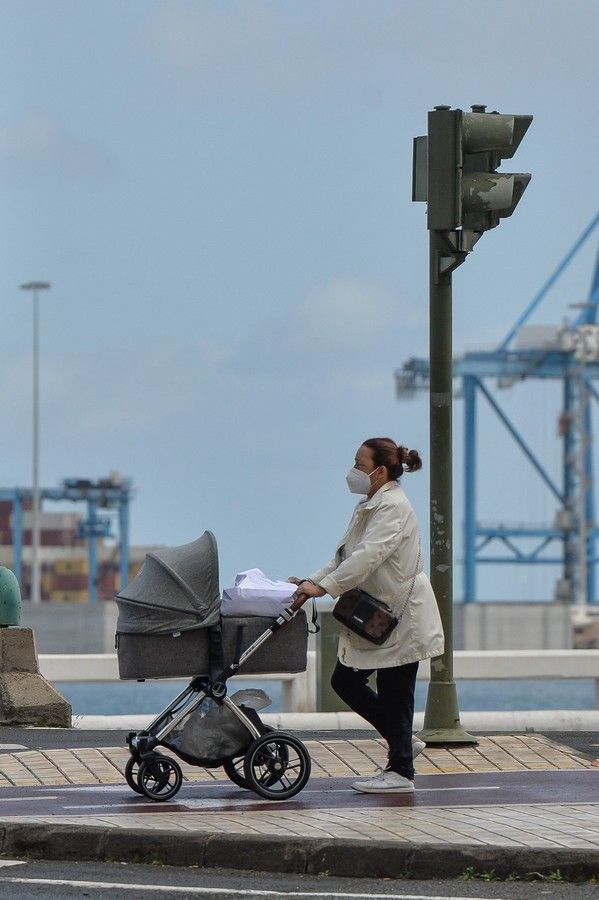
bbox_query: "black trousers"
[331,659,419,780]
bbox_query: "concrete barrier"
[38,650,318,713]
[39,648,599,711]
[21,600,576,654]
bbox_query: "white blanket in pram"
[221,568,296,617]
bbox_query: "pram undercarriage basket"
[116,532,312,802]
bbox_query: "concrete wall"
[454,602,572,650]
[20,601,118,653]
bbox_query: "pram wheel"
[137,755,183,801]
[124,756,143,794]
[243,733,311,800]
[223,756,250,790]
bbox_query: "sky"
[1,0,598,599]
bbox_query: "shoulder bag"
[332,544,422,645]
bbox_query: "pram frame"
[127,605,298,762]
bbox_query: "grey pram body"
[116,531,312,802]
[116,531,307,677]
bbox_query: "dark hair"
[362,437,422,479]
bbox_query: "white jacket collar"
[355,480,400,512]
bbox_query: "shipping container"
[51,574,88,591]
[49,590,88,604]
[54,558,88,575]
[41,573,53,594]
[20,530,83,547]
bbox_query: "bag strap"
[308,599,320,634]
[297,578,321,633]
[305,582,321,634]
[396,541,422,621]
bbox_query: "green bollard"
[0,567,22,626]
[317,611,348,711]
[317,611,378,712]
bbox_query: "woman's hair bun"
[403,448,423,473]
[363,437,423,478]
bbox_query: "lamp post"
[19,281,51,604]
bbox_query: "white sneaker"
[412,737,426,758]
[351,770,415,794]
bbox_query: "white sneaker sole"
[351,782,415,794]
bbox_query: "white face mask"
[346,466,377,495]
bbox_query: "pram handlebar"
[290,589,309,611]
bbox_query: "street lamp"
[19,281,51,604]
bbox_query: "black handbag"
[332,589,398,645]
[332,543,422,646]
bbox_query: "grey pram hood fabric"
[116,531,221,634]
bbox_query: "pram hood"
[116,531,220,634]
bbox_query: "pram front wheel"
[223,756,250,790]
[137,755,183,801]
[124,756,143,794]
[243,733,311,801]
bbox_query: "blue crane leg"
[463,376,477,603]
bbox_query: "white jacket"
[310,481,444,669]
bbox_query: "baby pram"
[115,531,311,802]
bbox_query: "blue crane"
[0,476,132,603]
[395,212,599,606]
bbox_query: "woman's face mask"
[346,466,376,495]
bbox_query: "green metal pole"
[419,230,476,745]
[317,611,349,711]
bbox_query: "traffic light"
[426,105,532,233]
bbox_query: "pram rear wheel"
[223,756,250,790]
[137,755,183,801]
[244,733,311,800]
[222,734,281,790]
[124,756,143,794]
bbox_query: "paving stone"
[0,733,594,795]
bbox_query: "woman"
[290,437,444,794]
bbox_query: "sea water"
[55,679,596,716]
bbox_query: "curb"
[1,823,598,880]
[72,709,599,731]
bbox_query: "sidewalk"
[0,730,598,880]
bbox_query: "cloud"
[0,113,119,184]
[138,1,379,101]
[210,277,403,429]
[296,279,395,345]
[137,0,599,117]
[211,275,425,440]
[1,277,418,521]
[0,352,67,416]
[141,1,280,74]
[220,276,403,388]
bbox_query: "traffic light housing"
[426,105,532,233]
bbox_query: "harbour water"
[56,679,596,716]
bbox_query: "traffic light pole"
[412,103,531,743]
[419,230,477,745]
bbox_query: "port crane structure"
[395,213,599,609]
[0,476,132,603]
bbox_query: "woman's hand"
[287,577,302,585]
[297,580,326,599]
[290,579,326,610]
